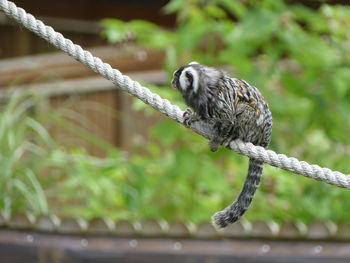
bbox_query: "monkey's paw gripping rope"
[1,0,350,189]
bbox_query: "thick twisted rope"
[1,0,350,189]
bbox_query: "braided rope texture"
[1,0,350,189]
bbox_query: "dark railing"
[1,213,350,263]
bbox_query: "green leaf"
[163,0,184,14]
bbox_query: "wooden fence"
[0,44,166,155]
[0,9,170,155]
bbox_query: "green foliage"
[0,92,234,222]
[99,0,350,223]
[0,93,121,218]
[0,92,50,216]
[42,114,244,222]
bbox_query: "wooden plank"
[0,71,166,154]
[117,90,162,150]
[0,15,106,59]
[0,1,173,58]
[0,230,350,263]
[0,70,166,98]
[0,45,164,86]
[91,91,119,154]
[9,0,175,26]
[0,26,19,58]
[0,13,102,34]
[48,91,119,157]
[1,243,38,263]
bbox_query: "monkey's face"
[171,62,200,95]
[172,62,227,117]
[172,62,224,97]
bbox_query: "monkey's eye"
[185,71,194,87]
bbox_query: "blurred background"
[1,0,350,262]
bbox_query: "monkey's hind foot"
[183,108,200,127]
[209,137,221,152]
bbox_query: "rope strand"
[1,0,350,189]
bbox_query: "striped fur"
[172,63,272,228]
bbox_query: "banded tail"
[212,158,263,228]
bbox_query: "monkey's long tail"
[211,158,263,228]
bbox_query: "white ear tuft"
[189,61,199,65]
[179,68,199,93]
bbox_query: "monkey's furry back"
[172,62,272,228]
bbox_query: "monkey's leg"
[209,121,232,152]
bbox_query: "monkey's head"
[171,62,224,98]
[171,62,226,117]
